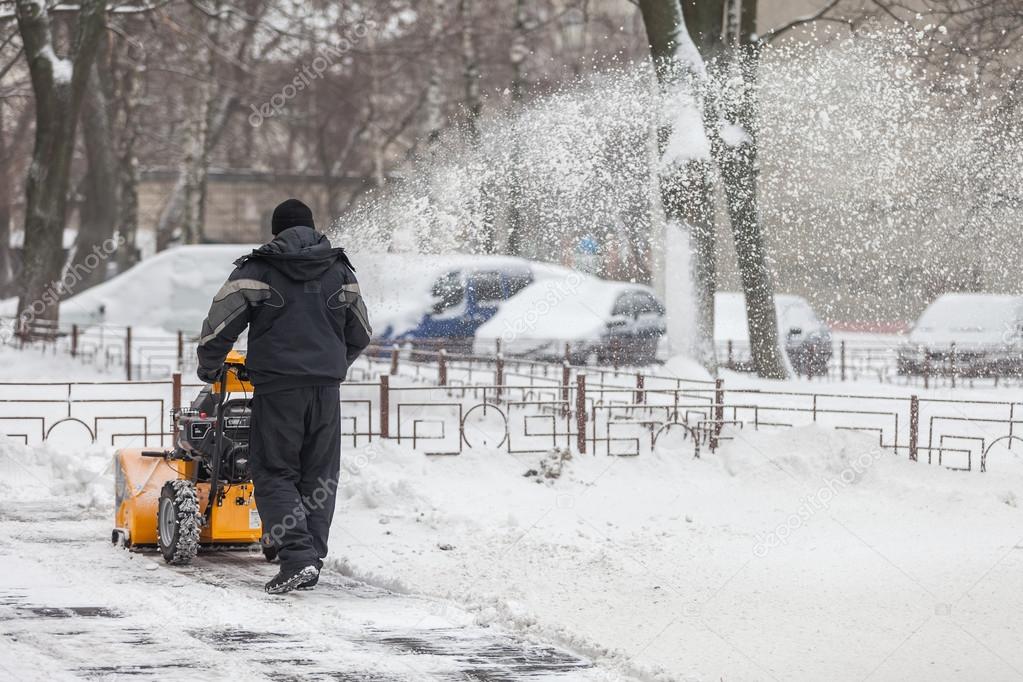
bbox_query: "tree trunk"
[459,0,496,254]
[505,0,528,256]
[115,44,144,271]
[0,104,21,297]
[15,0,107,334]
[71,57,118,294]
[715,0,788,379]
[156,87,236,248]
[638,0,717,371]
[460,0,482,145]
[424,0,446,146]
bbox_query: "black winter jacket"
[196,226,372,393]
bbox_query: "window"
[612,293,637,317]
[613,291,664,318]
[431,271,465,314]
[632,293,664,316]
[470,272,505,304]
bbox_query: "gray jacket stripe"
[351,296,373,336]
[199,279,271,346]
[213,278,269,301]
[328,284,373,336]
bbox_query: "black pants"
[249,385,341,572]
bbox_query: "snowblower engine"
[177,391,252,483]
[112,350,269,564]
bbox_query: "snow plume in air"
[332,26,1022,325]
[756,27,1023,322]
[330,63,657,282]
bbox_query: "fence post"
[70,324,79,358]
[711,378,725,451]
[576,374,587,454]
[438,348,448,386]
[172,371,182,414]
[495,353,504,401]
[379,375,390,438]
[561,362,570,414]
[950,342,957,389]
[635,373,645,404]
[125,326,132,381]
[389,345,399,376]
[923,356,930,390]
[909,394,919,462]
[840,340,846,382]
[177,330,184,370]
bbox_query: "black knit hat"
[271,198,315,235]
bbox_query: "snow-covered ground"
[3,345,1023,680]
[0,500,610,680]
[334,429,1023,681]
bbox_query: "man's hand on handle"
[197,365,225,384]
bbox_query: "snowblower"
[112,350,273,564]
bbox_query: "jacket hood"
[237,226,353,281]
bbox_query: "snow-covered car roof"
[476,272,659,346]
[358,253,554,337]
[909,293,1023,345]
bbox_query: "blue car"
[378,264,535,354]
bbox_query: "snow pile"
[53,244,254,332]
[0,435,111,508]
[660,353,714,382]
[0,343,114,380]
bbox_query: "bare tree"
[14,0,106,333]
[155,0,273,249]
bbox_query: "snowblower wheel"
[157,480,201,565]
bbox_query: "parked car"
[375,260,536,354]
[475,275,667,366]
[897,293,1023,376]
[715,292,833,376]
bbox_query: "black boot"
[265,565,318,594]
[297,559,324,590]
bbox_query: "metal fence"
[3,342,1022,474]
[5,316,1023,392]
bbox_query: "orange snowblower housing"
[113,351,267,564]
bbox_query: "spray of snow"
[330,25,1023,352]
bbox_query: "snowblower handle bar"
[205,378,229,523]
[212,364,253,396]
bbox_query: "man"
[196,198,372,594]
